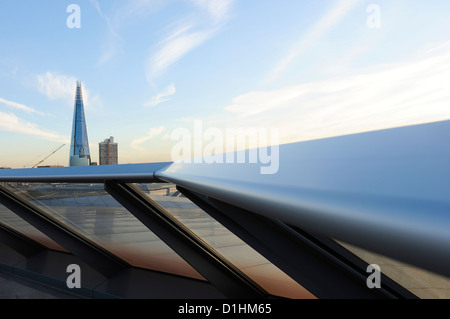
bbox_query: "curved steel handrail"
[155,120,450,277]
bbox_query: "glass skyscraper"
[69,82,91,166]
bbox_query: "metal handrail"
[0,162,172,183]
[154,120,450,278]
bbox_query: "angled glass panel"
[0,201,67,252]
[5,183,204,280]
[138,183,316,299]
[337,240,450,299]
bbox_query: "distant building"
[99,137,118,165]
[69,82,91,167]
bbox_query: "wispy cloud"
[146,0,235,80]
[91,0,169,66]
[267,0,361,82]
[225,43,450,143]
[0,111,68,143]
[131,126,165,151]
[89,0,103,16]
[89,0,124,66]
[0,97,42,115]
[189,0,235,23]
[36,72,101,109]
[148,22,216,79]
[113,0,167,23]
[36,72,77,101]
[145,83,176,107]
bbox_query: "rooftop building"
[99,136,118,165]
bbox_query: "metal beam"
[0,222,45,258]
[0,185,129,278]
[104,182,269,299]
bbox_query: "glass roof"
[5,183,204,280]
[1,179,449,299]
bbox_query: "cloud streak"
[36,72,77,101]
[131,126,165,151]
[89,0,124,66]
[189,0,235,23]
[0,97,42,115]
[148,22,216,78]
[146,0,235,80]
[36,72,101,110]
[0,111,68,143]
[145,83,176,107]
[225,44,450,144]
[267,0,361,82]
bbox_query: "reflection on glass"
[141,183,316,299]
[7,183,204,281]
[338,241,450,299]
[0,203,67,252]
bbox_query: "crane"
[32,144,66,168]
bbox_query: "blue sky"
[1,0,450,168]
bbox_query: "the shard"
[69,81,91,166]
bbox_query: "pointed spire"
[69,81,91,166]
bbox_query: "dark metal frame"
[0,222,45,258]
